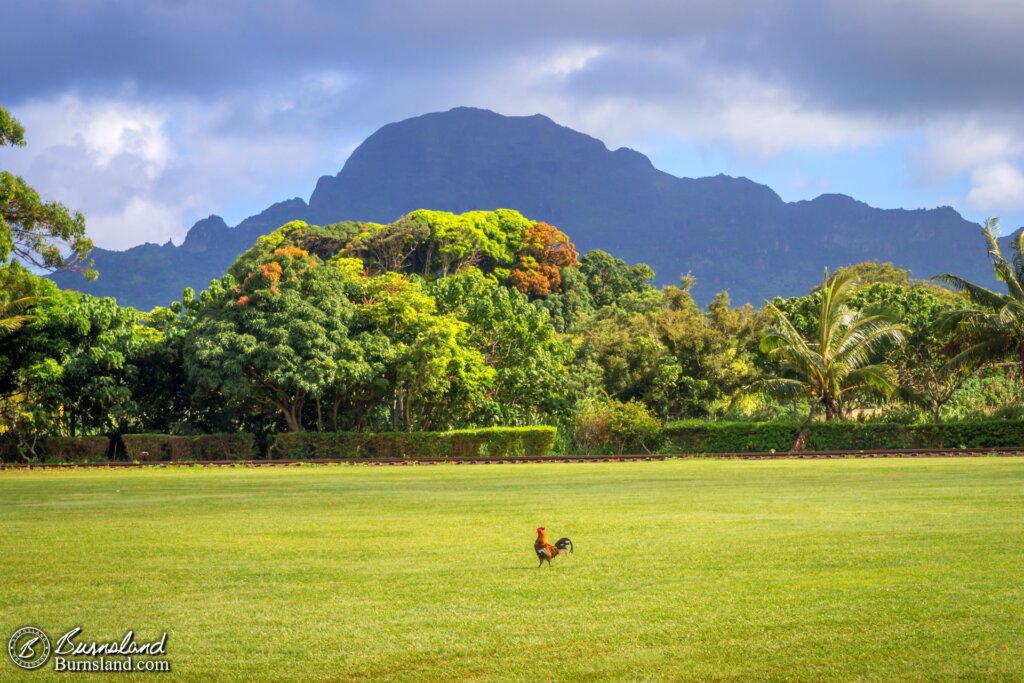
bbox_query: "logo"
[8,626,51,670]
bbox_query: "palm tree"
[753,269,906,446]
[0,296,37,338]
[935,217,1024,373]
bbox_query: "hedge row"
[1,428,558,462]
[661,419,1024,453]
[0,434,259,463]
[20,419,1017,462]
[121,434,256,461]
[0,436,114,462]
[270,427,558,459]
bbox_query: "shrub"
[270,427,557,459]
[175,434,256,460]
[661,419,1024,453]
[573,399,662,454]
[0,436,113,463]
[991,404,1024,420]
[44,440,111,462]
[0,435,19,462]
[44,436,113,461]
[661,421,798,453]
[121,434,173,461]
[121,434,255,461]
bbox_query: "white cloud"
[10,94,171,172]
[1,95,179,249]
[698,75,890,158]
[0,79,359,250]
[966,162,1024,213]
[89,197,182,249]
[912,117,1024,183]
[535,46,607,79]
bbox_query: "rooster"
[534,527,573,568]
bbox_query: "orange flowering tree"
[509,221,578,297]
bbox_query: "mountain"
[52,107,992,309]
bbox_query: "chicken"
[534,527,573,567]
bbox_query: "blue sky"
[1,0,1022,249]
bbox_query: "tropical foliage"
[936,217,1024,374]
[5,106,1024,457]
[754,269,907,422]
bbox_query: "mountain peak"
[181,215,230,253]
[308,106,655,224]
[53,107,991,309]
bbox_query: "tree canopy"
[0,106,94,278]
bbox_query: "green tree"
[541,251,658,332]
[345,215,429,274]
[27,296,159,436]
[184,247,358,432]
[0,264,59,401]
[0,289,160,438]
[855,282,966,423]
[0,105,94,278]
[657,283,765,418]
[432,270,573,425]
[774,273,968,423]
[342,269,440,431]
[581,310,680,411]
[754,269,907,437]
[578,250,656,308]
[936,217,1024,374]
[343,268,494,431]
[0,107,26,147]
[398,312,493,431]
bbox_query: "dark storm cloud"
[4,0,1022,117]
[749,2,1024,113]
[0,0,751,99]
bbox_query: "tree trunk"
[282,407,302,433]
[823,394,838,421]
[790,407,817,453]
[329,398,341,432]
[421,242,434,278]
[274,394,304,433]
[403,386,411,432]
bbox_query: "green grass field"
[1,459,1022,681]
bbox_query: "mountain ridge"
[52,107,991,309]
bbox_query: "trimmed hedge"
[121,434,256,461]
[662,419,1024,453]
[0,435,113,462]
[271,426,558,459]
[45,436,113,461]
[662,421,798,453]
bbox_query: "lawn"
[0,459,1022,682]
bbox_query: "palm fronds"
[752,269,906,421]
[938,217,1024,374]
[0,296,39,337]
